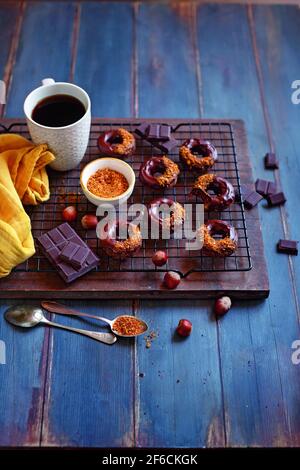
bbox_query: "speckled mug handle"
[41,78,55,86]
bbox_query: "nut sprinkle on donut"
[192,174,235,211]
[198,219,238,257]
[139,156,180,189]
[98,128,136,158]
[100,221,142,259]
[180,139,217,172]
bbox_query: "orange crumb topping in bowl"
[87,168,129,198]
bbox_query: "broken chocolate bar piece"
[243,191,263,209]
[238,185,253,204]
[255,179,269,196]
[277,239,298,255]
[255,179,277,197]
[135,122,149,137]
[37,223,99,283]
[70,245,90,269]
[134,122,178,153]
[264,152,278,169]
[146,123,160,140]
[60,241,80,263]
[267,181,277,195]
[60,241,89,269]
[267,191,286,207]
[240,185,253,198]
[154,137,178,153]
[148,124,172,141]
[159,124,171,140]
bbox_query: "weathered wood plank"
[39,2,135,447]
[5,1,75,117]
[0,1,20,117]
[0,1,45,447]
[40,300,135,447]
[197,3,300,446]
[0,301,49,446]
[74,2,133,117]
[0,1,75,447]
[136,300,225,447]
[0,1,19,76]
[137,2,199,118]
[251,3,300,445]
[135,3,225,448]
[252,4,300,297]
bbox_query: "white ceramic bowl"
[80,158,136,206]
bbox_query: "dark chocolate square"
[264,153,279,169]
[70,245,90,269]
[147,123,160,140]
[243,191,263,209]
[159,124,171,140]
[155,137,178,153]
[277,239,298,255]
[135,122,149,138]
[255,179,269,196]
[267,181,277,195]
[48,227,66,246]
[267,192,286,207]
[60,241,81,263]
[255,179,277,197]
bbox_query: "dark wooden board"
[0,117,269,299]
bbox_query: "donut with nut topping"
[179,139,217,172]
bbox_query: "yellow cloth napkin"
[0,134,55,278]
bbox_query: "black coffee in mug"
[32,94,86,127]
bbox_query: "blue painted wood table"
[0,1,300,447]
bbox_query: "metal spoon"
[4,305,117,345]
[41,301,149,338]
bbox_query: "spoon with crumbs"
[41,301,148,338]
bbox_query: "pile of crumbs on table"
[57,191,81,204]
[144,330,158,349]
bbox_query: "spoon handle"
[41,318,117,345]
[41,301,112,326]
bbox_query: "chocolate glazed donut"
[179,139,217,172]
[199,219,238,257]
[98,128,136,158]
[100,221,142,259]
[148,198,185,233]
[192,174,235,211]
[139,156,180,189]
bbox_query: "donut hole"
[151,202,172,222]
[191,144,209,158]
[151,162,166,178]
[206,181,221,196]
[210,228,228,241]
[108,134,123,145]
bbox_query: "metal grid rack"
[1,121,251,277]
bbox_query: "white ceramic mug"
[24,78,91,171]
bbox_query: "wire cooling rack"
[1,120,251,277]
